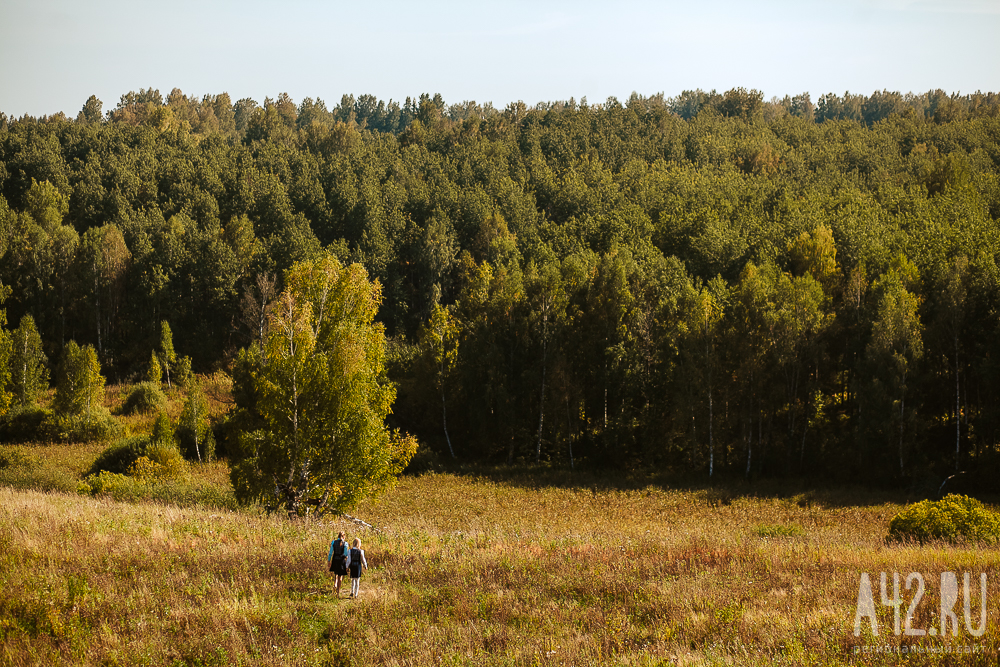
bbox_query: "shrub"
[889,494,1000,545]
[143,441,188,479]
[89,435,188,480]
[119,381,167,416]
[88,436,149,476]
[0,406,52,442]
[404,444,439,475]
[44,408,122,443]
[79,471,148,502]
[0,445,37,471]
[78,463,231,508]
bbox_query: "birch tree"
[230,254,416,515]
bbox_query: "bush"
[79,471,148,502]
[81,434,192,502]
[0,406,51,442]
[0,445,37,471]
[143,441,188,479]
[147,351,162,384]
[0,406,122,444]
[44,408,122,443]
[78,467,234,509]
[89,435,188,480]
[88,436,149,476]
[889,494,1000,545]
[119,382,167,416]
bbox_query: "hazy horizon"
[2,0,998,119]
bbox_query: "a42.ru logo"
[854,572,987,637]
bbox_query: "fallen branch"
[341,513,378,532]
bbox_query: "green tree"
[229,254,416,515]
[79,224,131,354]
[54,341,104,419]
[179,378,210,462]
[867,264,923,474]
[10,314,48,408]
[934,256,969,471]
[526,261,568,463]
[147,350,162,384]
[76,95,103,125]
[158,321,176,388]
[25,178,69,234]
[0,283,13,416]
[151,409,174,446]
[771,272,828,468]
[685,280,725,478]
[419,302,461,459]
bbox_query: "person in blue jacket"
[328,531,350,597]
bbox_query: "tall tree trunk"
[566,396,574,470]
[442,385,455,459]
[94,261,101,353]
[800,361,812,468]
[955,335,961,471]
[437,341,455,458]
[536,336,546,463]
[800,370,810,468]
[899,370,907,475]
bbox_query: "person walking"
[328,531,350,597]
[348,537,369,598]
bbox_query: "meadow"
[0,377,997,666]
[2,448,999,666]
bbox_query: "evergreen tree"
[0,283,13,417]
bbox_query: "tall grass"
[1,471,997,666]
[1,379,996,664]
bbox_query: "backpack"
[332,539,349,567]
[349,548,363,573]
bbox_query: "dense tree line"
[2,86,1000,485]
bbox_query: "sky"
[1,0,998,118]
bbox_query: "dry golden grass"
[1,465,998,666]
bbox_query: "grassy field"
[0,378,998,665]
[1,446,998,666]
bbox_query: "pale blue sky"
[1,0,998,118]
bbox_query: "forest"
[1,86,1000,487]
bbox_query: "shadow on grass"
[407,458,1000,510]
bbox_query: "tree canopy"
[229,253,416,513]
[2,86,1000,486]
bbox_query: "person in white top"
[348,537,369,598]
